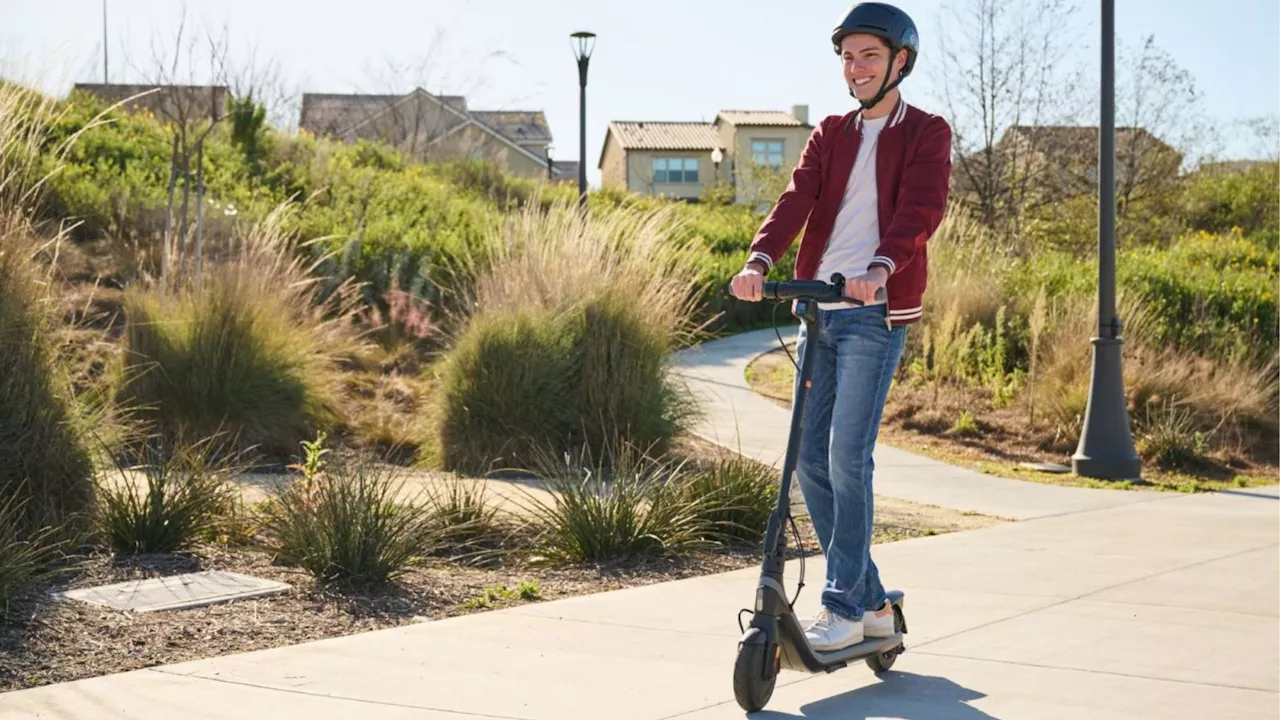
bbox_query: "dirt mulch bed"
[0,544,753,693]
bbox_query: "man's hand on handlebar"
[730,262,766,302]
[843,267,888,305]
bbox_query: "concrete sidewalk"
[4,328,1277,718]
[672,328,1160,521]
[4,484,1276,719]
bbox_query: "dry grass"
[117,202,369,460]
[432,193,708,473]
[0,81,123,536]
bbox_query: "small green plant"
[258,455,444,585]
[515,440,715,565]
[291,431,331,481]
[94,437,240,554]
[461,579,542,609]
[949,410,982,438]
[516,578,541,600]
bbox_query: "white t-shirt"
[816,113,889,310]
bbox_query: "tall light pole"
[1072,0,1141,480]
[571,31,595,208]
[102,0,109,82]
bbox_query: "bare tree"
[1112,35,1205,217]
[340,20,538,165]
[935,0,1085,235]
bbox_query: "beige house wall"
[600,136,629,190]
[602,119,811,203]
[727,124,812,205]
[625,149,719,200]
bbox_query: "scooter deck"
[779,633,904,672]
[771,591,907,673]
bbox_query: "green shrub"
[1118,229,1277,359]
[1183,161,1279,236]
[118,203,364,459]
[678,451,776,544]
[433,194,703,474]
[515,441,714,565]
[258,455,445,585]
[93,437,240,554]
[1134,397,1210,469]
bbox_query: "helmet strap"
[851,47,906,111]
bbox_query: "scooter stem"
[757,297,822,612]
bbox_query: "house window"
[751,140,784,167]
[653,157,699,183]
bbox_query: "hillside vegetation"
[8,81,1279,479]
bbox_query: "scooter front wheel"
[733,631,779,712]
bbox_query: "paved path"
[671,329,1159,520]
[4,485,1275,719]
[4,329,1277,719]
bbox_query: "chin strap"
[851,47,907,111]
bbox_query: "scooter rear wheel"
[733,634,779,712]
[865,605,906,673]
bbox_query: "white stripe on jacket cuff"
[870,255,896,274]
[747,252,774,271]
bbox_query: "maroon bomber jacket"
[745,97,953,326]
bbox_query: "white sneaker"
[804,608,863,651]
[864,600,897,637]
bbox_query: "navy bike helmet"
[831,3,919,110]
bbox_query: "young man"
[729,2,952,651]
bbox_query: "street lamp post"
[571,31,595,207]
[1072,0,1141,480]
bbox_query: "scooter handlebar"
[754,273,887,306]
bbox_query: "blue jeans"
[791,304,908,621]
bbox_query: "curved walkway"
[672,328,1161,520]
[3,330,1277,719]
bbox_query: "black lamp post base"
[1072,336,1142,480]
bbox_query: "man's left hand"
[843,267,888,304]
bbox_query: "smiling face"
[840,33,905,104]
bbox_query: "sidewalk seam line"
[145,669,533,720]
[909,649,1279,694]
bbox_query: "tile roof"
[298,91,468,136]
[471,111,553,144]
[716,110,805,126]
[606,121,722,151]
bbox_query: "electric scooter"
[731,273,907,713]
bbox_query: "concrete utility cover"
[54,571,291,612]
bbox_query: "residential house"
[598,105,812,203]
[72,83,229,124]
[960,124,1182,202]
[298,88,569,181]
